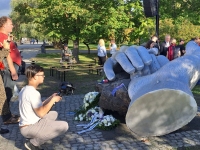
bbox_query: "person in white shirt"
[19,64,68,150]
[109,39,117,56]
[97,39,107,65]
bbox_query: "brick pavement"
[1,95,200,150]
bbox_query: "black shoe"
[0,128,9,134]
[25,141,44,150]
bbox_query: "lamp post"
[155,0,159,38]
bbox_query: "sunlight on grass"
[192,85,200,95]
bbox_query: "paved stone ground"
[0,95,200,150]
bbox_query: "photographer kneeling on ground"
[18,64,68,150]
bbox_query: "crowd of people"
[145,34,188,60]
[96,34,189,67]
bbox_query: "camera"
[57,92,63,97]
[59,82,75,96]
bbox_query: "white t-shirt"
[19,85,43,126]
[110,43,117,55]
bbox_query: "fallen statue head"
[103,41,200,137]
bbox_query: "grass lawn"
[32,53,104,97]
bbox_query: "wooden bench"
[55,65,103,81]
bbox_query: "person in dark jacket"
[160,34,171,56]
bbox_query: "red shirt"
[0,33,21,70]
[10,41,22,66]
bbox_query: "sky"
[0,0,12,17]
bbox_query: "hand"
[11,72,18,80]
[103,44,200,136]
[52,95,62,103]
[0,40,10,49]
[104,45,169,81]
[52,93,58,97]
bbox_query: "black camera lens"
[57,92,62,97]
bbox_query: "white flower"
[102,119,107,124]
[75,117,78,120]
[79,114,82,118]
[84,103,89,108]
[110,116,115,122]
[91,109,96,113]
[80,117,83,121]
[89,98,93,103]
[106,116,111,122]
[107,122,111,126]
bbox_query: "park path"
[0,44,200,149]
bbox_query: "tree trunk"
[73,38,79,63]
[83,41,90,54]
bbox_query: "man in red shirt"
[0,16,20,134]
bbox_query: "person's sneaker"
[25,141,43,150]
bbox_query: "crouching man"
[18,64,68,150]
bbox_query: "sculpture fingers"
[156,55,169,67]
[136,46,152,66]
[104,46,130,81]
[103,58,117,81]
[115,52,135,74]
[148,54,161,73]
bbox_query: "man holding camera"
[18,64,68,150]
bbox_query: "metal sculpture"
[103,41,200,136]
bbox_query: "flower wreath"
[75,92,120,132]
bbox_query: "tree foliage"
[10,0,200,52]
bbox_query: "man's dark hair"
[25,64,44,80]
[0,16,10,28]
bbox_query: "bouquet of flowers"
[97,115,120,130]
[83,92,99,110]
[75,107,103,121]
[75,92,120,132]
[75,92,100,121]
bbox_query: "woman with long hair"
[97,39,107,66]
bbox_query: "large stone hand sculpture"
[104,41,200,137]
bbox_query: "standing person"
[61,43,72,62]
[109,39,117,56]
[19,64,68,149]
[145,40,158,55]
[167,38,178,61]
[3,34,22,124]
[0,16,19,134]
[160,34,171,56]
[41,40,46,54]
[97,39,107,66]
[32,39,35,44]
[151,35,160,54]
[176,39,186,56]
